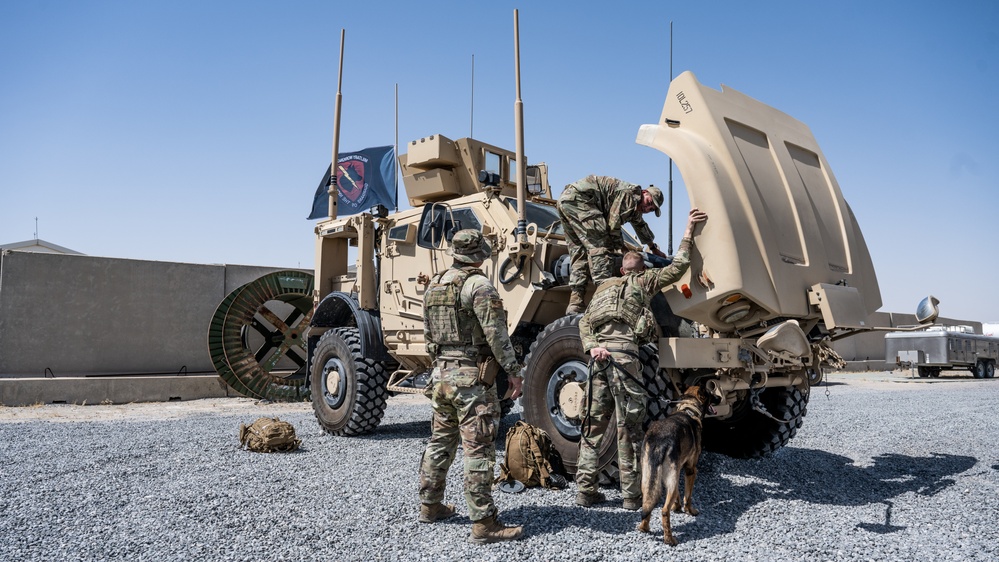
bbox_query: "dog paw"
[664,535,678,547]
[636,522,649,533]
[687,506,699,516]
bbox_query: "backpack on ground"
[239,417,301,453]
[497,421,566,489]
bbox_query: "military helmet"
[449,229,491,263]
[646,186,664,217]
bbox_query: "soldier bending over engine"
[557,175,667,315]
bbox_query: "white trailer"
[885,326,999,378]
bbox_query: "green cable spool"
[208,270,314,401]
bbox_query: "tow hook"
[749,388,791,424]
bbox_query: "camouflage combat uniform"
[556,175,661,308]
[419,231,522,524]
[575,237,693,503]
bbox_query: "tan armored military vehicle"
[307,71,884,473]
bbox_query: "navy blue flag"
[308,145,396,219]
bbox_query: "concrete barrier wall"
[0,251,302,378]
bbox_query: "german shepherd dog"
[636,384,718,545]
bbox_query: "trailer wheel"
[917,366,932,378]
[974,361,987,379]
[311,327,390,436]
[703,386,808,459]
[986,361,996,379]
[521,315,617,476]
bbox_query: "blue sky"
[2,1,997,322]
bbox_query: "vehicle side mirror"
[915,295,940,324]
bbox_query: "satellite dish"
[915,295,940,324]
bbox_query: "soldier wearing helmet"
[417,229,525,544]
[557,175,668,315]
[574,208,707,511]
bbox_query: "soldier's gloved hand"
[649,243,668,259]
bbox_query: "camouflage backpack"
[497,421,566,489]
[239,417,301,453]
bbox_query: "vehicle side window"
[417,206,482,249]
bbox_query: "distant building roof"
[0,239,84,255]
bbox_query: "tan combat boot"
[468,515,523,544]
[418,502,456,523]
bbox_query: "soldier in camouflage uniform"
[557,175,668,315]
[418,229,526,544]
[575,208,707,510]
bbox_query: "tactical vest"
[424,267,486,350]
[586,274,658,345]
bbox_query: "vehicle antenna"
[328,29,346,220]
[470,54,475,138]
[668,20,674,255]
[394,82,399,213]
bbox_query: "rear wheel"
[641,344,674,425]
[917,366,932,378]
[311,327,391,436]
[521,315,616,476]
[986,361,996,379]
[703,386,808,459]
[974,361,987,379]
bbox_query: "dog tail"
[640,436,668,518]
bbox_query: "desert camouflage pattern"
[575,238,694,499]
[556,175,657,297]
[419,263,518,521]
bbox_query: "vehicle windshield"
[503,197,640,246]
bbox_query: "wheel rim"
[545,358,589,438]
[321,356,347,408]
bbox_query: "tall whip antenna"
[328,29,345,219]
[394,82,399,212]
[470,54,475,138]
[668,20,674,255]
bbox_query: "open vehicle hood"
[637,71,881,332]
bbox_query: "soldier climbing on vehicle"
[557,175,667,315]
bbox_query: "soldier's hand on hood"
[684,208,708,238]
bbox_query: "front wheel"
[311,327,391,436]
[520,315,617,476]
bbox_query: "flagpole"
[328,29,345,220]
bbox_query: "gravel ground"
[1,371,997,561]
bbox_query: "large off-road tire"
[521,315,617,476]
[703,386,808,459]
[311,327,391,436]
[640,344,674,424]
